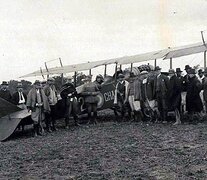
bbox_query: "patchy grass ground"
[0,111,207,179]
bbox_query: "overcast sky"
[0,0,207,82]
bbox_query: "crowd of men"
[114,65,206,125]
[0,64,206,137]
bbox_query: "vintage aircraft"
[0,39,207,141]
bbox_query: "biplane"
[0,38,207,141]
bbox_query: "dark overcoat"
[167,75,181,111]
[12,91,27,105]
[0,90,12,102]
[186,76,203,113]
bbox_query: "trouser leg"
[92,103,98,124]
[45,113,52,132]
[87,103,92,123]
[50,105,57,131]
[173,108,181,125]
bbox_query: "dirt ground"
[0,111,207,180]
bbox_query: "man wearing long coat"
[27,80,50,136]
[167,69,182,125]
[186,69,203,114]
[154,66,170,122]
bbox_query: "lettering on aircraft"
[103,91,115,102]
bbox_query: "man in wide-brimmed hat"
[0,81,12,102]
[43,77,58,132]
[26,80,50,137]
[186,69,203,121]
[12,82,27,109]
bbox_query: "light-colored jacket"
[26,87,51,113]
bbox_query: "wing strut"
[40,67,45,79]
[44,62,49,78]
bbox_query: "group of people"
[0,64,206,137]
[0,74,104,137]
[114,65,207,125]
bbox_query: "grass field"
[0,111,207,179]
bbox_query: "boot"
[135,110,143,122]
[87,113,92,124]
[37,124,43,136]
[74,117,80,126]
[52,120,58,131]
[173,109,181,125]
[93,112,98,124]
[33,124,38,137]
[65,117,69,129]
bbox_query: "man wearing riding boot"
[60,77,79,129]
[154,66,170,123]
[167,69,182,125]
[27,80,50,137]
[82,75,100,124]
[0,81,12,102]
[186,69,203,122]
[114,73,129,121]
[128,72,141,121]
[43,77,58,132]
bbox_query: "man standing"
[114,73,129,121]
[168,69,182,125]
[12,82,27,109]
[154,66,169,123]
[27,80,50,137]
[127,72,141,121]
[186,69,203,119]
[0,81,12,102]
[82,75,100,124]
[43,77,58,132]
[60,77,79,129]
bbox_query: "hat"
[17,82,23,88]
[96,74,103,79]
[140,71,148,75]
[188,69,196,74]
[47,77,55,82]
[176,68,182,73]
[117,73,125,79]
[185,65,191,70]
[41,80,47,84]
[168,69,175,74]
[85,75,92,80]
[198,69,204,74]
[34,80,41,85]
[155,66,161,71]
[1,81,8,86]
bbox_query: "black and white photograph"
[0,0,207,179]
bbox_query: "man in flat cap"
[0,81,12,102]
[27,80,50,136]
[43,77,58,132]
